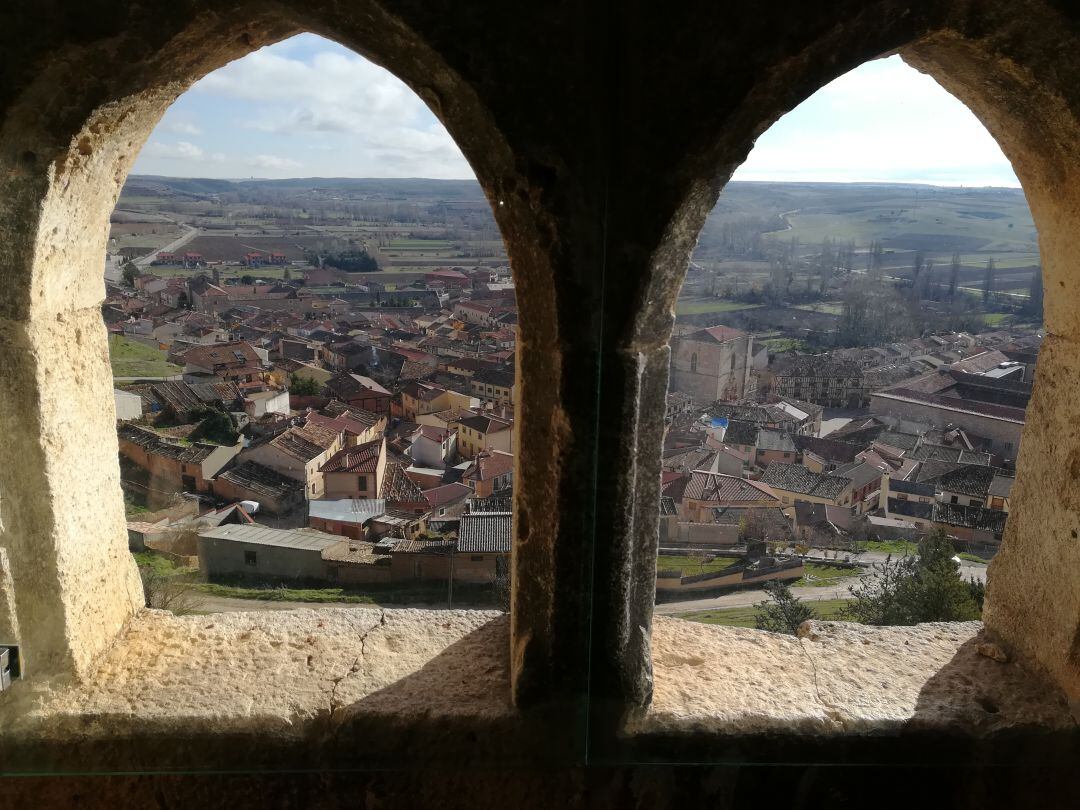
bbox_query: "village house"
[304,402,387,447]
[320,340,370,371]
[423,482,475,518]
[307,498,388,542]
[117,424,240,497]
[462,449,514,497]
[197,524,390,585]
[870,369,1029,457]
[406,424,457,469]
[675,471,781,523]
[238,423,343,500]
[828,460,884,514]
[457,412,514,459]
[771,355,868,408]
[453,512,512,583]
[753,429,797,469]
[400,381,466,421]
[469,368,516,406]
[324,372,393,415]
[760,462,855,509]
[319,438,388,501]
[212,460,306,515]
[180,340,265,386]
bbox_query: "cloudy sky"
[134,34,1020,187]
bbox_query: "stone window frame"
[0,0,1077,772]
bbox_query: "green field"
[133,552,501,608]
[791,301,845,315]
[677,599,853,628]
[759,337,807,353]
[861,540,918,555]
[109,335,181,378]
[387,238,455,250]
[675,300,763,316]
[796,563,861,588]
[656,554,740,575]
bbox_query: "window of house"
[244,550,257,567]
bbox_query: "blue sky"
[134,34,1020,187]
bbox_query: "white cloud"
[142,140,204,160]
[162,120,203,136]
[139,140,225,169]
[186,39,473,178]
[732,55,1020,187]
[246,154,302,170]
[194,47,426,130]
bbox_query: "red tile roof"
[320,438,384,474]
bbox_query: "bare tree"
[982,257,996,306]
[139,565,204,616]
[948,252,962,300]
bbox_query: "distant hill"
[123,175,486,203]
[699,181,1037,258]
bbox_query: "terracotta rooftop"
[320,439,384,474]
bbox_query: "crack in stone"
[327,610,386,717]
[796,636,847,729]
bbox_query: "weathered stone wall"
[2,0,1080,783]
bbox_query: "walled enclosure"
[2,0,1080,780]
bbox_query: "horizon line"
[126,173,1025,191]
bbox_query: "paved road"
[653,554,987,616]
[104,255,123,284]
[193,554,987,616]
[653,582,859,615]
[134,223,198,267]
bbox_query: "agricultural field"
[690,181,1040,301]
[179,233,352,262]
[148,265,295,281]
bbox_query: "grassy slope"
[796,563,861,587]
[677,598,853,627]
[109,335,181,378]
[656,554,740,575]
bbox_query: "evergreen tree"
[754,580,816,635]
[121,261,140,287]
[841,530,981,625]
[289,374,322,396]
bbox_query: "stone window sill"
[0,610,1074,773]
